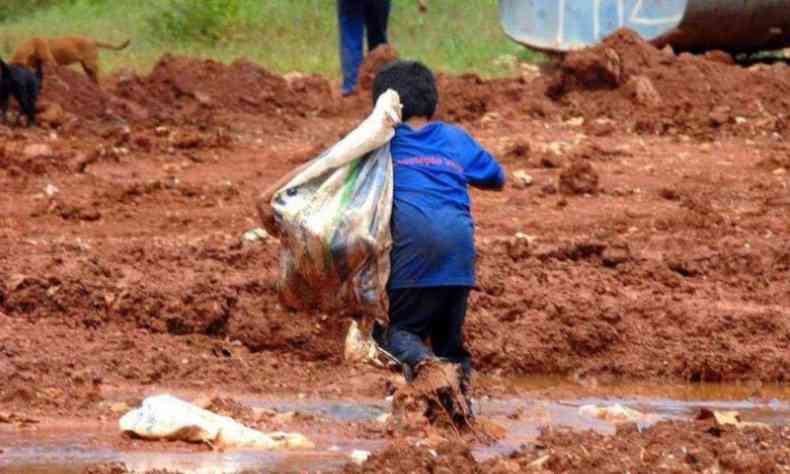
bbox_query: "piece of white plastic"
[119,394,313,449]
[344,319,379,363]
[578,403,644,423]
[270,90,402,313]
[350,449,371,465]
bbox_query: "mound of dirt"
[36,55,340,129]
[355,47,529,125]
[28,32,790,140]
[40,65,111,120]
[114,55,335,123]
[435,72,561,124]
[435,74,491,123]
[357,44,399,91]
[545,28,790,137]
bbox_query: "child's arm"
[466,152,506,191]
[256,161,313,237]
[456,130,506,191]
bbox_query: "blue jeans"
[337,0,391,95]
[384,286,472,377]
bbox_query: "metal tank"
[500,0,790,54]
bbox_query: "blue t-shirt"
[388,122,505,289]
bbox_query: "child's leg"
[337,0,365,95]
[386,287,436,373]
[430,287,472,377]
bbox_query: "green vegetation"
[147,0,242,46]
[0,0,540,79]
[0,0,63,23]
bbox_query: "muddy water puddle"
[473,378,790,460]
[244,398,388,423]
[0,441,368,474]
[0,449,350,474]
[2,381,789,473]
[473,396,790,460]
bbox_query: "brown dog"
[11,36,130,84]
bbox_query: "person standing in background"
[337,0,427,96]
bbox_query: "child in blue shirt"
[372,61,506,384]
[257,60,505,392]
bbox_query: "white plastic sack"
[119,394,313,449]
[271,90,402,313]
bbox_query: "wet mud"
[3,384,789,473]
[1,28,789,472]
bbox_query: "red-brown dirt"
[347,421,790,473]
[1,30,789,470]
[344,440,481,474]
[345,421,790,474]
[546,29,790,138]
[357,44,400,92]
[481,420,790,473]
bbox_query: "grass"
[0,0,540,80]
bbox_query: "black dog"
[0,58,43,126]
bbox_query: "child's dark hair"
[372,60,438,121]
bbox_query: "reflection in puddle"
[504,375,790,401]
[0,446,358,474]
[474,395,790,459]
[473,379,790,460]
[244,398,388,423]
[2,380,789,473]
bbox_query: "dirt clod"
[624,75,661,106]
[559,161,600,195]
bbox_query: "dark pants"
[385,286,472,377]
[337,0,392,95]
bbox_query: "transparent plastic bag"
[271,90,401,313]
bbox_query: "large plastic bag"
[119,394,313,449]
[271,90,402,313]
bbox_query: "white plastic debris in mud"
[241,227,269,243]
[512,170,535,188]
[119,394,313,449]
[344,320,379,363]
[350,449,371,465]
[578,403,645,423]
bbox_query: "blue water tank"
[500,0,790,53]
